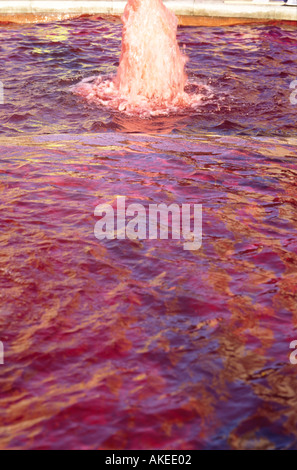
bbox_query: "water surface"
[0,17,297,450]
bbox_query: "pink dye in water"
[72,0,212,115]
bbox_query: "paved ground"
[0,0,295,26]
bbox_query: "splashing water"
[71,0,213,116]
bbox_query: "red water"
[72,0,212,116]
[0,18,296,135]
[0,15,297,450]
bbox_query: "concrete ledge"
[191,1,297,20]
[0,1,296,25]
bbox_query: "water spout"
[114,0,187,103]
[72,0,212,116]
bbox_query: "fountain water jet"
[72,0,212,116]
[115,0,186,103]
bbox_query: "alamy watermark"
[289,340,297,365]
[0,81,3,105]
[290,80,297,105]
[0,341,4,365]
[94,197,202,251]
